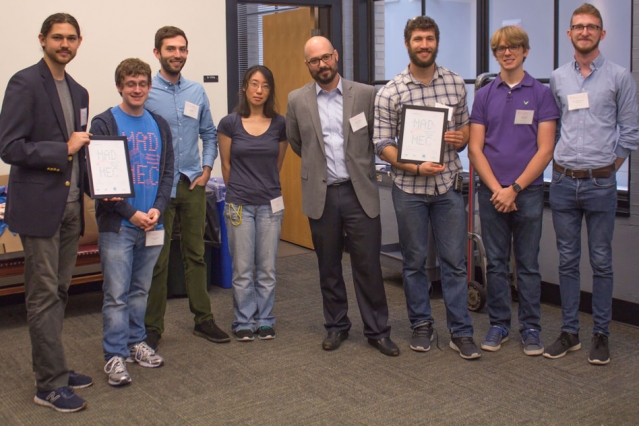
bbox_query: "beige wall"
[0,0,227,176]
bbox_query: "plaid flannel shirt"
[374,65,469,195]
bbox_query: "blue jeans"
[478,183,544,333]
[225,204,283,332]
[392,185,473,337]
[100,226,163,361]
[549,170,616,336]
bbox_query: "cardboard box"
[0,227,22,254]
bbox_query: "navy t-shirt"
[217,112,287,205]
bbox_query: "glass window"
[558,0,632,191]
[558,0,631,68]
[488,0,554,79]
[424,0,477,80]
[380,0,422,80]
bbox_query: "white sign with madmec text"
[399,106,447,163]
[87,138,133,198]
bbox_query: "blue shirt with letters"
[111,106,163,228]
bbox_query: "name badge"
[434,102,455,123]
[184,101,199,119]
[270,196,284,213]
[80,108,88,127]
[349,112,367,133]
[567,92,589,111]
[514,110,534,125]
[146,229,165,247]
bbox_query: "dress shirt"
[550,54,639,169]
[316,77,348,184]
[374,65,469,195]
[146,71,217,197]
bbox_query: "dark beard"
[409,46,438,69]
[571,38,600,55]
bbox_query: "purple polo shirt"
[470,72,559,185]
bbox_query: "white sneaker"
[128,342,164,368]
[104,356,132,387]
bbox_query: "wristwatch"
[511,182,522,193]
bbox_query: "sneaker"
[128,342,164,368]
[481,326,509,352]
[450,336,481,360]
[588,333,610,365]
[521,329,544,356]
[194,320,231,343]
[68,370,93,389]
[543,331,581,359]
[410,322,434,352]
[145,328,162,351]
[34,386,87,413]
[257,326,276,340]
[104,356,132,387]
[235,329,255,342]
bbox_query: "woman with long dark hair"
[218,65,288,341]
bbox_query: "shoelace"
[522,329,539,345]
[135,342,156,361]
[414,324,441,350]
[593,334,607,348]
[486,326,505,343]
[105,357,126,374]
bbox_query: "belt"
[328,180,351,187]
[553,163,615,179]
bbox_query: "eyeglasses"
[495,45,522,55]
[570,24,602,32]
[306,52,334,67]
[248,81,270,91]
[123,81,149,89]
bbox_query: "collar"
[155,70,184,88]
[315,74,342,96]
[572,53,605,72]
[494,71,534,88]
[402,64,441,86]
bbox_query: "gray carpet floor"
[0,249,638,425]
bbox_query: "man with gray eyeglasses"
[545,3,639,365]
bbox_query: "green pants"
[145,181,213,334]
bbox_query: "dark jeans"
[392,185,473,337]
[308,182,390,339]
[21,201,81,391]
[145,182,213,334]
[549,170,617,336]
[478,183,544,333]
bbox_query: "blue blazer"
[0,59,89,237]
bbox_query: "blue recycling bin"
[208,178,232,289]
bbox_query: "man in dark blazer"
[286,36,398,356]
[0,13,92,412]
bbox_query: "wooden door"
[263,7,316,249]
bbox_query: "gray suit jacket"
[286,78,380,220]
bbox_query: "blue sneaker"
[521,329,544,356]
[34,386,87,413]
[68,370,93,389]
[481,326,509,352]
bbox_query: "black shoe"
[257,326,276,340]
[367,337,400,357]
[588,333,610,365]
[322,331,349,350]
[68,371,93,389]
[193,320,231,343]
[145,329,162,351]
[449,336,481,360]
[543,331,581,359]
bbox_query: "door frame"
[225,0,343,113]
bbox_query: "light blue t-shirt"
[111,106,163,228]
